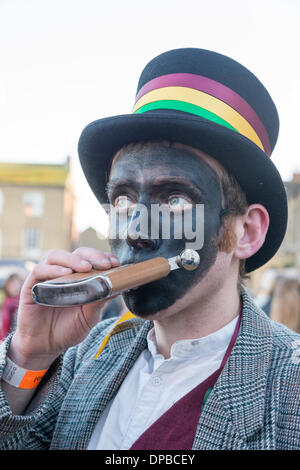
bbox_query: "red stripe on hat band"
[135,73,271,156]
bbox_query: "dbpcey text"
[149,454,195,464]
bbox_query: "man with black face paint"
[1,49,299,450]
[108,141,224,317]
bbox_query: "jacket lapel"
[193,290,272,449]
[52,318,152,449]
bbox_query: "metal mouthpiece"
[168,249,200,271]
[176,249,200,271]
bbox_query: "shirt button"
[152,376,162,386]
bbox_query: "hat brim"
[78,111,287,273]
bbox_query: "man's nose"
[126,233,158,250]
[126,203,159,251]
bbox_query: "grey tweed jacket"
[0,290,300,450]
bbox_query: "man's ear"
[234,204,269,261]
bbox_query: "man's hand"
[8,247,120,371]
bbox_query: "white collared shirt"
[87,315,238,450]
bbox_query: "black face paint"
[108,143,223,317]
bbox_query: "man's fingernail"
[79,260,91,268]
[94,259,110,269]
[61,267,72,273]
[102,259,111,267]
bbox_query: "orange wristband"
[2,356,48,389]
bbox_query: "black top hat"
[78,48,287,273]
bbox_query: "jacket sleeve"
[0,318,116,450]
[0,334,77,450]
[275,332,300,449]
[279,358,300,448]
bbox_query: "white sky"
[0,0,299,235]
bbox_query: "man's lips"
[120,255,154,266]
[119,251,174,266]
[118,248,164,266]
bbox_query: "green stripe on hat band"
[133,100,237,133]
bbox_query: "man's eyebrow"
[106,178,138,197]
[150,177,202,195]
[105,176,202,197]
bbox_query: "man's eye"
[114,196,135,210]
[168,196,192,210]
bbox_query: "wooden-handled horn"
[32,249,200,307]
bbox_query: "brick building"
[0,157,77,262]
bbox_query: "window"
[23,227,41,250]
[22,227,42,259]
[24,191,44,217]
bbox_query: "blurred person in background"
[0,274,24,341]
[258,275,285,316]
[270,277,300,334]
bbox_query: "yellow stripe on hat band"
[132,86,264,152]
[94,311,136,359]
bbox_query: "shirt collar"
[147,315,239,360]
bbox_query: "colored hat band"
[132,73,271,156]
